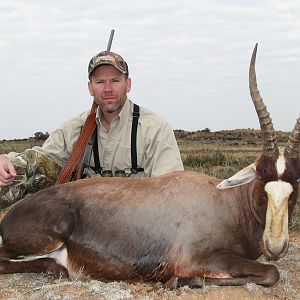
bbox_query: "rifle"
[56,30,115,184]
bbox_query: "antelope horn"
[284,116,300,158]
[249,43,279,158]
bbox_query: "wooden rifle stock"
[55,102,98,185]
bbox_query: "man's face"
[88,65,131,114]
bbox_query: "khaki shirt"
[33,99,184,178]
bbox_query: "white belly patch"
[7,246,86,279]
[9,246,68,269]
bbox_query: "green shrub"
[183,150,257,178]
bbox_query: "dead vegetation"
[174,128,290,145]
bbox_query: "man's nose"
[103,81,113,91]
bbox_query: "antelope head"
[250,43,300,260]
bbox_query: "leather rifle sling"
[55,102,98,185]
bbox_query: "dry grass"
[180,142,255,180]
[0,138,44,154]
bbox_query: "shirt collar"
[96,98,133,127]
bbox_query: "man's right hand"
[0,155,17,186]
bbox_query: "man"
[0,51,184,208]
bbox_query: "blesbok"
[0,44,299,288]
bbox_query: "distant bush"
[201,127,210,132]
[33,132,49,140]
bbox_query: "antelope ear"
[216,163,257,189]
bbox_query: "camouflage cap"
[88,51,128,78]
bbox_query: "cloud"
[0,0,299,139]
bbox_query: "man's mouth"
[102,97,115,101]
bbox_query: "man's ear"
[126,77,132,93]
[216,162,257,189]
[88,81,94,96]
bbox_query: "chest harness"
[81,103,144,178]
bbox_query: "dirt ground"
[0,231,299,300]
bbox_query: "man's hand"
[0,155,17,186]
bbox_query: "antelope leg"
[0,257,69,278]
[177,252,280,287]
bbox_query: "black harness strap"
[131,104,144,174]
[80,131,101,178]
[92,132,102,174]
[81,103,144,178]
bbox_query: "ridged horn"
[249,43,279,158]
[284,116,300,158]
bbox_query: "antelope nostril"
[265,240,289,260]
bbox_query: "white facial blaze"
[265,181,293,208]
[276,152,286,177]
[263,180,293,258]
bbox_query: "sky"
[0,0,299,139]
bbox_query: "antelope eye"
[258,176,264,182]
[297,178,300,183]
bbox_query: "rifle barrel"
[106,29,115,51]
